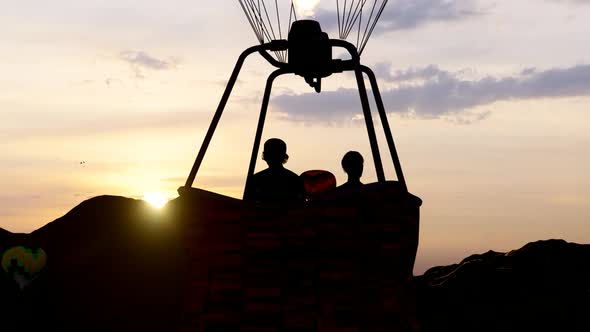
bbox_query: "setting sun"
[143,192,168,208]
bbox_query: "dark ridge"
[1,195,184,332]
[32,195,145,235]
[415,239,590,332]
[0,227,12,240]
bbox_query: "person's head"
[341,151,364,180]
[263,138,289,167]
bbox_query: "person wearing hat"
[244,138,305,203]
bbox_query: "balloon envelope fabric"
[2,246,47,289]
[301,170,337,196]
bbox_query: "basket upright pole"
[354,67,386,183]
[329,39,386,183]
[183,44,282,190]
[361,65,408,192]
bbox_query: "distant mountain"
[415,239,590,332]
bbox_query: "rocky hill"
[415,239,590,331]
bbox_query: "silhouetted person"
[339,151,364,189]
[244,138,305,203]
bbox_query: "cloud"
[119,51,179,79]
[316,0,481,35]
[373,63,453,82]
[376,0,481,31]
[119,51,175,70]
[271,64,590,122]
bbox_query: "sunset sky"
[1,0,589,273]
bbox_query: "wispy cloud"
[373,63,451,82]
[119,50,179,78]
[271,64,590,123]
[376,0,481,32]
[316,0,481,34]
[119,51,176,70]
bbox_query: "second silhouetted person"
[339,151,364,190]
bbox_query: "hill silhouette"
[416,239,590,331]
[0,227,11,242]
[1,195,588,331]
[1,196,185,331]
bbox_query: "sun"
[143,192,168,208]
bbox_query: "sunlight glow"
[143,192,168,208]
[293,0,321,18]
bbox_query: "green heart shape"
[2,246,47,289]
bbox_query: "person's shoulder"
[252,168,272,178]
[336,181,363,191]
[283,168,299,177]
[248,169,271,186]
[282,168,302,181]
